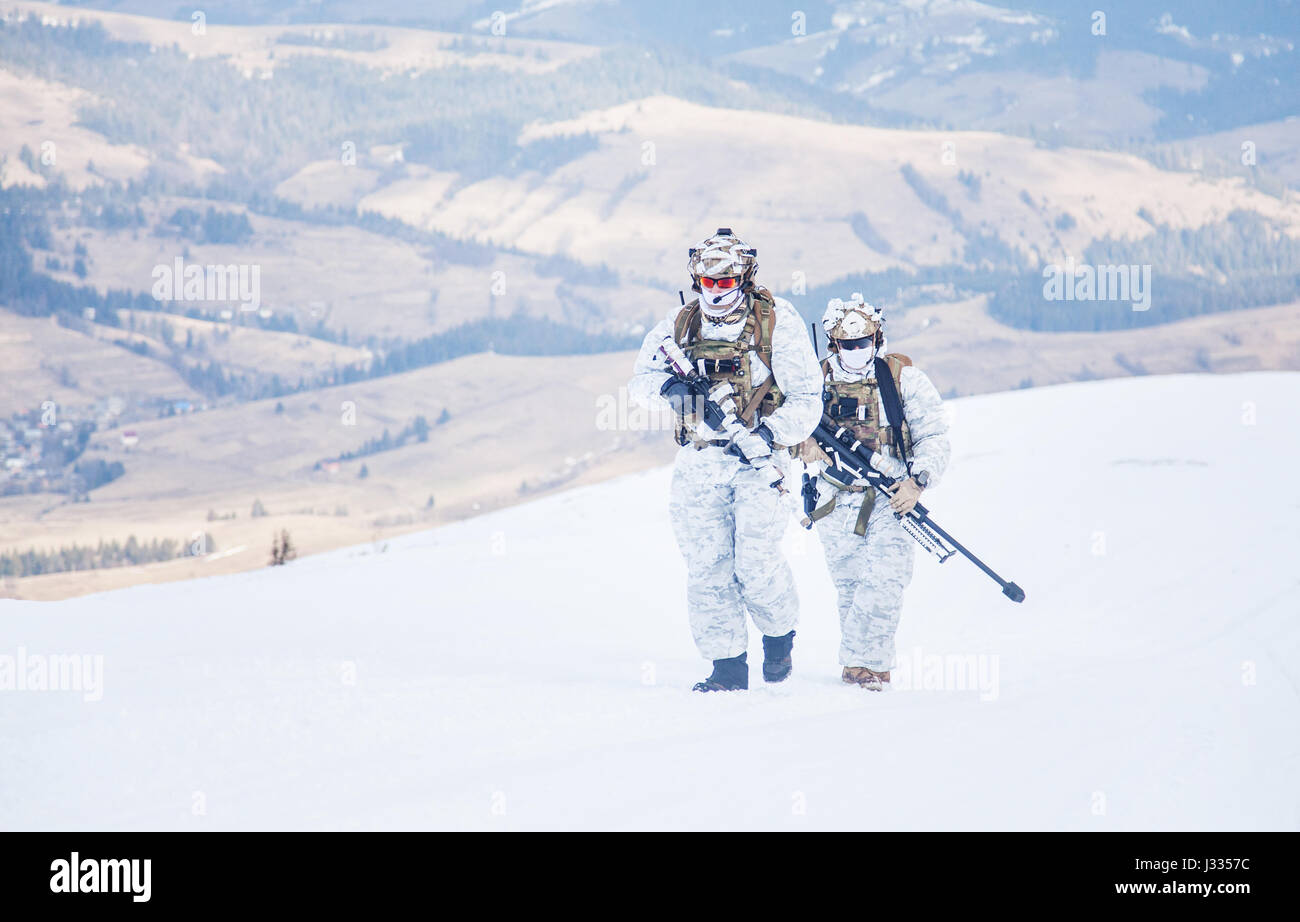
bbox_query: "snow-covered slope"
[3,373,1298,830]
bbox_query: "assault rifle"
[658,336,785,493]
[809,418,1026,603]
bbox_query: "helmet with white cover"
[822,292,883,343]
[822,293,884,370]
[688,227,758,318]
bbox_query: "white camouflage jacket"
[628,294,823,448]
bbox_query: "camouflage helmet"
[822,292,884,343]
[688,227,758,291]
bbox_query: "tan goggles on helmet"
[700,276,740,289]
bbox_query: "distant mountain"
[4,4,1297,344]
[58,0,1300,144]
[721,0,1300,145]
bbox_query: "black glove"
[660,376,702,418]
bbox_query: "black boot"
[692,652,748,692]
[761,630,795,683]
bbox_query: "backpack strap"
[738,289,778,426]
[884,353,912,375]
[750,288,776,369]
[673,300,702,349]
[874,353,912,472]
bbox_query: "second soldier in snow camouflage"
[629,229,822,692]
[796,294,951,690]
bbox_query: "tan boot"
[842,666,890,690]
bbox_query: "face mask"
[699,280,745,317]
[837,342,874,373]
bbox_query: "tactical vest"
[672,288,784,446]
[805,353,916,536]
[821,353,914,458]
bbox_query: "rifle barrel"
[810,421,1025,603]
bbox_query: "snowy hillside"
[3,372,1298,831]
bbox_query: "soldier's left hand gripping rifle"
[657,336,786,493]
[809,417,1025,603]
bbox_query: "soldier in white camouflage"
[795,294,951,689]
[629,229,822,691]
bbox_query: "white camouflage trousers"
[668,446,798,661]
[815,484,915,671]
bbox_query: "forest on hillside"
[3,13,1298,384]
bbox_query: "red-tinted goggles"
[700,276,741,289]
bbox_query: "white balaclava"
[699,280,746,319]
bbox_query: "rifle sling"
[873,355,910,472]
[807,473,875,535]
[739,373,776,427]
